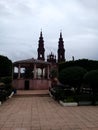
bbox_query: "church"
[12,31,65,90]
[38,31,65,64]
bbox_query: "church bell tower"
[58,32,65,63]
[37,31,45,61]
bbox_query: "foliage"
[83,70,98,95]
[50,68,98,105]
[49,84,65,101]
[77,70,98,105]
[58,59,98,72]
[0,76,12,84]
[0,55,13,102]
[63,96,75,102]
[0,55,12,77]
[76,94,93,102]
[0,83,13,102]
[59,66,87,90]
[50,68,58,79]
[83,70,98,86]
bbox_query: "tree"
[0,55,12,77]
[83,70,98,105]
[59,66,87,94]
[0,55,13,95]
[83,70,98,90]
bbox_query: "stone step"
[13,93,49,97]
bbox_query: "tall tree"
[0,55,12,77]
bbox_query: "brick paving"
[0,91,98,130]
[16,90,49,95]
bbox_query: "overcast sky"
[0,0,98,62]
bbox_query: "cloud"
[0,0,98,61]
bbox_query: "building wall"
[12,79,51,90]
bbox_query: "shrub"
[83,70,98,93]
[0,82,13,101]
[49,84,65,101]
[59,66,87,86]
[0,76,13,101]
[0,76,12,90]
[83,70,98,105]
[0,55,12,77]
[76,94,93,102]
[0,76,12,84]
[59,66,87,94]
[64,96,75,102]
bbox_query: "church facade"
[37,31,65,64]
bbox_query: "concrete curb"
[9,92,14,98]
[59,100,78,106]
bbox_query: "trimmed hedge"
[58,66,87,94]
[83,70,98,105]
[83,70,98,89]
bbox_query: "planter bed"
[59,100,78,106]
[78,101,92,106]
[95,101,98,105]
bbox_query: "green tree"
[59,66,87,94]
[83,70,98,105]
[0,55,13,95]
[0,55,12,77]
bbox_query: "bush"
[0,76,12,90]
[0,55,12,77]
[0,77,13,102]
[49,84,65,101]
[59,66,87,94]
[83,70,98,89]
[76,94,92,102]
[0,55,13,101]
[0,83,13,102]
[0,76,12,84]
[83,70,98,105]
[64,96,75,102]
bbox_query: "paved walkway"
[16,90,49,96]
[0,91,98,130]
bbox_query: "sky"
[0,0,98,62]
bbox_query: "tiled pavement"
[0,91,98,130]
